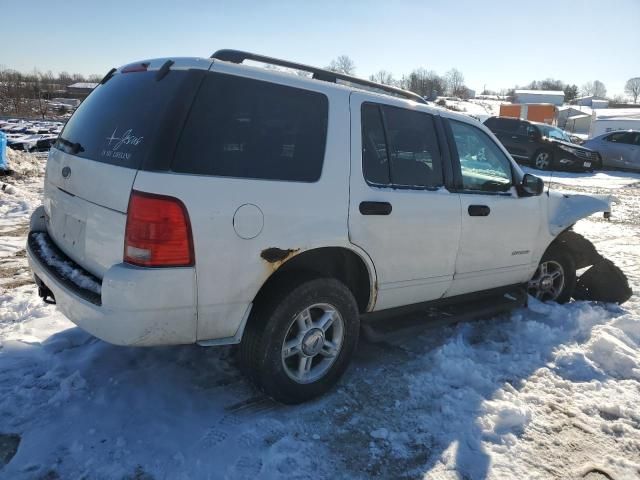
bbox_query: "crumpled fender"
[547,190,613,236]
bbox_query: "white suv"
[28,50,618,403]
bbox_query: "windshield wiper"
[56,137,84,155]
[100,67,117,85]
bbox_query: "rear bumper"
[27,230,198,346]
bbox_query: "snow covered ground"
[1,152,639,479]
[436,98,504,122]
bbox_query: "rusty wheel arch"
[255,246,374,313]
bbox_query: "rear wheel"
[239,277,359,404]
[528,247,576,303]
[533,149,553,170]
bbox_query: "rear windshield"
[172,73,328,182]
[57,70,193,169]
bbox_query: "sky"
[2,0,639,97]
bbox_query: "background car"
[484,116,601,172]
[582,130,640,172]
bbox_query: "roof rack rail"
[211,49,427,105]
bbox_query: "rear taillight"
[124,191,194,267]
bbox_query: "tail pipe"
[34,275,56,305]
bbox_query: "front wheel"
[533,149,553,170]
[528,247,576,303]
[239,277,359,404]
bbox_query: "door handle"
[468,205,490,216]
[511,136,518,139]
[359,201,392,216]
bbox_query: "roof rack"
[210,49,427,105]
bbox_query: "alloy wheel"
[535,152,551,170]
[528,260,565,301]
[281,303,345,384]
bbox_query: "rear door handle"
[359,201,392,216]
[468,205,490,216]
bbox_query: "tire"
[532,149,553,170]
[554,230,601,270]
[528,246,576,303]
[239,276,359,404]
[573,259,632,304]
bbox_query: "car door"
[632,132,640,169]
[443,117,543,297]
[601,132,635,168]
[491,118,529,160]
[348,94,462,311]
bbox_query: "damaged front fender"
[547,191,614,236]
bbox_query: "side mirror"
[521,173,544,196]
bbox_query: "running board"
[361,285,528,343]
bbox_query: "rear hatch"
[44,60,208,277]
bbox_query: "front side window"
[606,132,636,145]
[537,124,570,142]
[450,120,513,193]
[361,103,443,189]
[173,73,328,182]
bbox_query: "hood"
[547,137,595,152]
[547,190,612,235]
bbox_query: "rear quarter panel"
[132,75,353,341]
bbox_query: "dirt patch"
[0,224,29,237]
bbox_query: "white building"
[514,89,564,106]
[589,108,640,137]
[558,106,593,134]
[572,95,609,109]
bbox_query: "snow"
[1,153,640,479]
[593,108,640,120]
[437,98,504,122]
[31,232,102,295]
[514,89,564,96]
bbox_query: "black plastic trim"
[28,232,102,306]
[211,49,427,105]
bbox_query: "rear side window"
[58,70,192,169]
[173,73,328,182]
[361,104,390,184]
[606,132,637,145]
[361,103,443,189]
[489,118,519,132]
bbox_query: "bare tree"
[445,68,465,97]
[581,80,607,97]
[401,69,445,99]
[326,55,356,75]
[368,70,395,85]
[624,77,640,103]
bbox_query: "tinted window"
[488,117,519,133]
[361,104,389,185]
[606,132,637,145]
[384,106,442,188]
[450,120,512,193]
[58,70,191,168]
[173,73,328,182]
[361,103,443,189]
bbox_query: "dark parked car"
[484,117,601,172]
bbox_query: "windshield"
[537,124,572,143]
